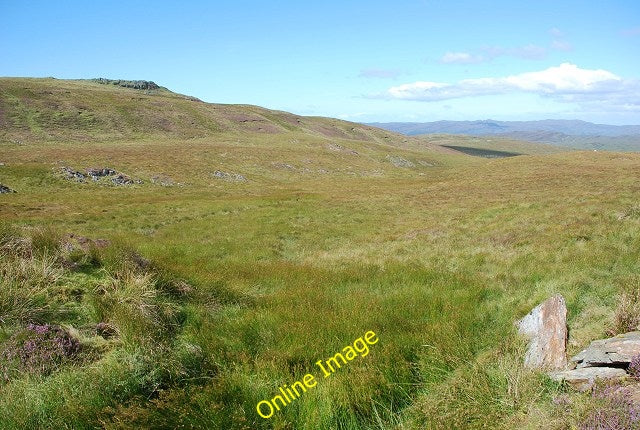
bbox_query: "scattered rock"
[151,174,175,186]
[386,155,415,168]
[0,184,16,194]
[271,162,296,170]
[60,167,142,185]
[549,367,628,391]
[212,170,247,182]
[87,167,116,180]
[112,173,142,185]
[326,143,359,155]
[571,331,640,369]
[61,166,86,182]
[418,160,435,167]
[517,294,568,369]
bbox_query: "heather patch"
[0,323,81,382]
[630,354,640,379]
[579,383,640,430]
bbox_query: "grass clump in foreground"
[0,224,210,429]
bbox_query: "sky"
[1,1,639,124]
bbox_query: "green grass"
[1,78,638,429]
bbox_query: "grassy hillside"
[1,78,638,429]
[0,77,443,151]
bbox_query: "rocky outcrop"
[571,331,640,369]
[549,367,628,391]
[0,184,16,194]
[517,297,640,391]
[87,168,117,179]
[93,78,160,90]
[60,167,142,185]
[517,294,568,369]
[549,332,640,391]
[61,167,86,182]
[111,173,141,185]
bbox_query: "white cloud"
[385,63,639,110]
[440,52,484,64]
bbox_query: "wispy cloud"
[439,29,573,65]
[439,44,547,64]
[549,28,573,52]
[358,68,402,79]
[549,28,564,38]
[383,63,639,111]
[482,44,547,60]
[440,52,484,64]
[551,40,573,51]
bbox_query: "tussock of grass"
[609,275,640,335]
[0,225,63,325]
[0,226,202,429]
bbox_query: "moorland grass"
[3,146,640,429]
[2,78,640,429]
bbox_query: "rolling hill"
[0,77,477,182]
[1,77,436,148]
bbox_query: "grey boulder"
[571,331,640,368]
[549,367,628,392]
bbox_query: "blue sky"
[1,1,639,124]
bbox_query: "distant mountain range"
[367,120,640,151]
